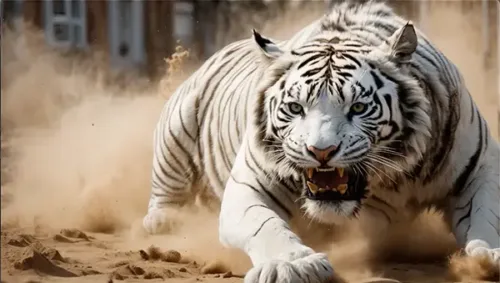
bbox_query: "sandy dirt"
[1,2,498,283]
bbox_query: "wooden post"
[144,0,174,79]
[193,1,205,60]
[86,1,108,50]
[22,0,42,29]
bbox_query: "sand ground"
[1,2,498,283]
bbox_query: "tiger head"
[252,23,431,224]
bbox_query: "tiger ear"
[252,29,284,59]
[386,22,418,63]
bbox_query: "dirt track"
[1,2,498,283]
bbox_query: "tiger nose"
[307,145,339,163]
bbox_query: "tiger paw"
[465,239,500,264]
[142,208,178,235]
[243,253,339,283]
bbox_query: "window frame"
[44,0,87,49]
[173,1,195,47]
[108,0,145,70]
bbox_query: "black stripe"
[245,148,293,216]
[158,114,185,176]
[359,106,378,119]
[244,204,268,215]
[468,94,475,124]
[251,217,276,237]
[342,53,362,67]
[372,195,396,211]
[231,175,291,218]
[280,178,301,195]
[199,50,252,125]
[153,149,185,183]
[205,109,225,190]
[452,110,484,196]
[151,169,184,191]
[486,217,500,235]
[204,51,253,181]
[455,192,473,211]
[157,141,184,177]
[364,203,391,224]
[233,84,246,141]
[217,58,255,172]
[152,198,187,206]
[297,54,325,69]
[488,207,500,223]
[167,116,199,179]
[423,90,460,184]
[178,97,197,143]
[194,97,205,178]
[256,178,293,217]
[455,198,473,228]
[371,71,384,89]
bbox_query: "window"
[173,1,195,47]
[44,0,87,49]
[118,0,132,57]
[108,0,145,70]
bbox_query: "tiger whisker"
[366,153,405,172]
[363,160,397,184]
[372,147,406,158]
[366,157,404,174]
[363,162,385,182]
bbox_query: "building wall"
[144,0,174,78]
[86,1,108,53]
[22,0,42,29]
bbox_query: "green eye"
[288,102,304,115]
[350,102,366,114]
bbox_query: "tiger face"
[253,25,430,224]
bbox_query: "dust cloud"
[1,26,161,233]
[0,21,255,280]
[1,2,497,283]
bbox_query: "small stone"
[163,250,181,263]
[139,250,149,260]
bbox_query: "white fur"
[452,140,500,265]
[143,207,178,234]
[466,239,500,263]
[243,253,334,283]
[302,199,357,225]
[219,137,338,280]
[143,2,500,281]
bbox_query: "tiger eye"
[350,103,366,114]
[288,102,304,115]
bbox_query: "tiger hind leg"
[451,149,500,266]
[143,93,201,235]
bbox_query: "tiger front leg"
[143,93,201,235]
[142,131,194,234]
[219,144,338,283]
[452,150,500,265]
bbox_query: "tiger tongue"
[310,169,348,189]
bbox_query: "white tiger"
[143,1,500,282]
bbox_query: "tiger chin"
[143,1,500,282]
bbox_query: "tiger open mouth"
[304,166,368,201]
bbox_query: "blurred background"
[1,0,498,79]
[0,0,498,179]
[0,4,498,282]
